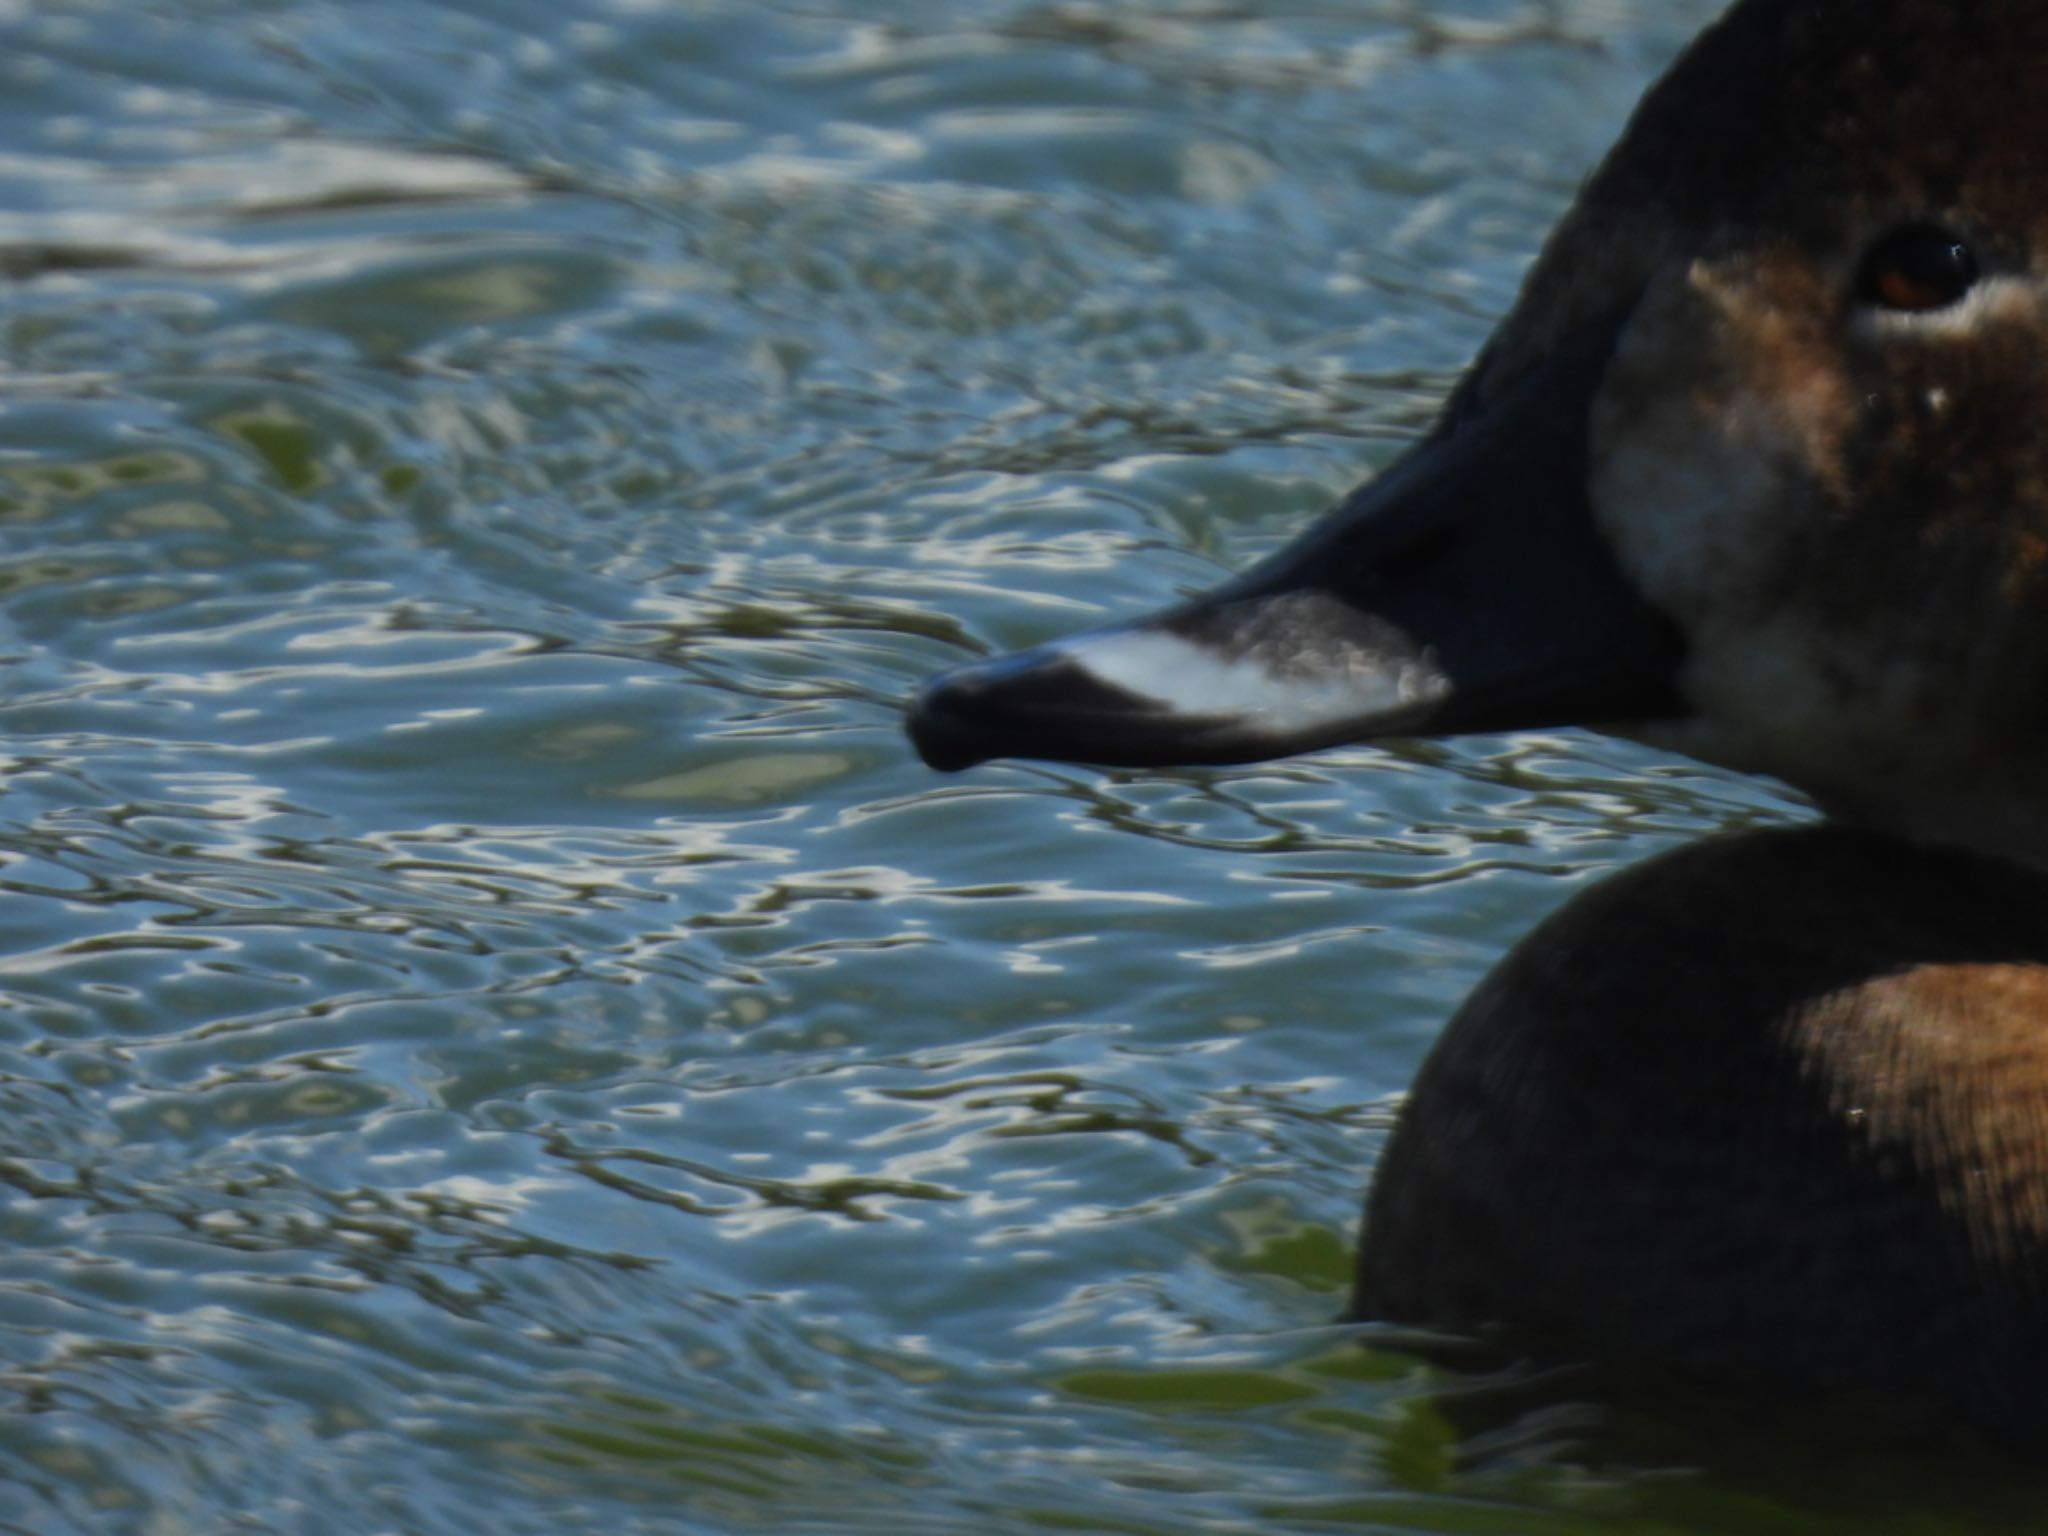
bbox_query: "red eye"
[1856,224,1980,312]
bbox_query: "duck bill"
[906,308,1684,773]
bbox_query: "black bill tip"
[906,644,1167,772]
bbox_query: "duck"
[904,0,2048,1434]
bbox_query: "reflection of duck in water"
[906,0,2048,1429]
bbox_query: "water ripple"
[0,1,1958,1534]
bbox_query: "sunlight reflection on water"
[0,3,1912,1534]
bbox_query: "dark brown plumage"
[905,0,2048,1434]
[1354,826,2048,1430]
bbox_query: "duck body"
[1356,825,2048,1427]
[904,0,2048,1429]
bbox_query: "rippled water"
[0,2,2024,1533]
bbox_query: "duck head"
[907,0,2048,861]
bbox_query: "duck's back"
[1354,825,2048,1428]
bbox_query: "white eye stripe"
[1856,274,2036,338]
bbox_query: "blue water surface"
[2,2,2009,1533]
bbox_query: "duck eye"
[1856,224,1980,312]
